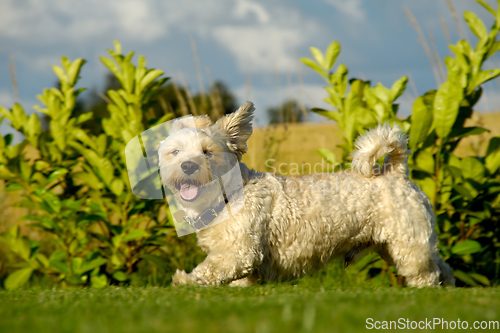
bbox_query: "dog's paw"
[228,276,255,287]
[172,269,197,286]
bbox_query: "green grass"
[1,284,499,333]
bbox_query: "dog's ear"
[169,114,212,134]
[214,101,254,160]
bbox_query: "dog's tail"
[350,123,410,177]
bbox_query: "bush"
[301,0,500,286]
[0,41,204,289]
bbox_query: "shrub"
[0,42,204,289]
[301,0,500,286]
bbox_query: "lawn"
[0,284,499,333]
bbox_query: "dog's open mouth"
[175,179,201,201]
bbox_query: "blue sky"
[1,0,500,126]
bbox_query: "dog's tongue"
[180,183,199,200]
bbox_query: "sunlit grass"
[0,284,498,333]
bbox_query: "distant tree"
[211,81,238,115]
[267,99,307,124]
[149,80,238,121]
[78,75,238,131]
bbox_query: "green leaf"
[469,273,490,286]
[113,40,122,55]
[0,165,16,179]
[140,69,163,93]
[0,106,13,123]
[67,58,86,86]
[80,258,107,274]
[46,168,68,184]
[448,126,488,139]
[122,62,135,94]
[477,0,496,17]
[472,69,500,90]
[122,229,148,242]
[332,64,348,96]
[91,274,108,288]
[415,150,434,174]
[12,104,27,130]
[23,214,61,231]
[19,158,32,181]
[34,188,61,214]
[485,137,500,174]
[454,184,474,200]
[72,171,104,190]
[112,271,129,282]
[5,183,24,192]
[451,240,482,255]
[49,260,71,274]
[76,112,93,125]
[100,57,121,80]
[390,76,407,101]
[25,113,41,146]
[110,178,124,196]
[444,165,461,179]
[50,120,66,151]
[317,148,338,165]
[433,81,463,138]
[52,65,68,84]
[324,41,340,70]
[485,40,500,59]
[4,268,33,290]
[418,177,436,204]
[72,128,96,150]
[464,11,487,39]
[312,108,341,122]
[140,254,169,271]
[300,58,325,77]
[461,157,485,182]
[310,47,325,68]
[409,96,433,151]
[453,270,478,286]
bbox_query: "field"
[1,285,499,333]
[243,111,500,173]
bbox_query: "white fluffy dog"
[158,102,454,287]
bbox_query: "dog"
[158,102,455,287]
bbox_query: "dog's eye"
[170,150,179,156]
[203,151,212,157]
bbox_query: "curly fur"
[161,102,455,288]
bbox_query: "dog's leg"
[229,274,257,287]
[435,254,455,286]
[172,252,257,286]
[381,240,441,287]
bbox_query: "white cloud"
[234,83,331,124]
[212,1,321,73]
[234,0,270,24]
[0,0,321,75]
[213,26,301,73]
[323,0,365,21]
[0,0,166,43]
[0,90,14,108]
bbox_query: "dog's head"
[158,102,254,211]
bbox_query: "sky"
[1,0,500,127]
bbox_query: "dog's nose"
[181,161,199,175]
